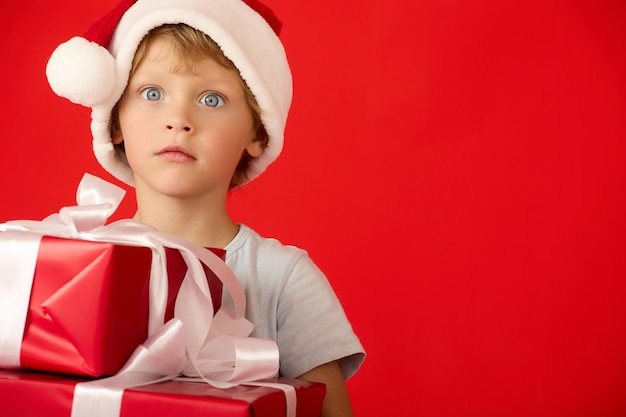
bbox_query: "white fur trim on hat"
[46,0,292,187]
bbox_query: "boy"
[46,0,365,416]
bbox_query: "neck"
[133,187,239,249]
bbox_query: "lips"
[156,146,196,162]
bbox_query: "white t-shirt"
[223,224,365,379]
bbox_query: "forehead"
[141,25,237,67]
[143,36,202,66]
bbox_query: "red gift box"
[10,235,223,377]
[0,370,326,417]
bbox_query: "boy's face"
[113,37,262,198]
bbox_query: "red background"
[1,1,626,416]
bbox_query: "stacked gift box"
[0,174,325,417]
[0,370,325,417]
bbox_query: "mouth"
[156,146,197,162]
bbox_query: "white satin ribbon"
[71,241,284,416]
[245,381,298,417]
[0,232,42,368]
[71,319,186,417]
[0,173,288,416]
[72,316,291,417]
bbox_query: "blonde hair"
[111,23,269,189]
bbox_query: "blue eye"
[201,93,225,108]
[141,87,163,101]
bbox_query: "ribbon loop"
[76,173,126,215]
[191,334,280,383]
[59,204,112,233]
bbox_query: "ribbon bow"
[0,174,292,417]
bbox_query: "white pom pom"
[46,37,116,107]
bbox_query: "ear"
[246,140,264,158]
[111,130,124,145]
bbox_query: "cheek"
[118,109,152,146]
[121,140,143,171]
[208,113,255,148]
[233,109,257,143]
[117,118,151,164]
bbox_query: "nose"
[165,103,195,134]
[166,118,194,133]
[166,123,192,132]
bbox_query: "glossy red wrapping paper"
[0,370,326,417]
[14,235,223,377]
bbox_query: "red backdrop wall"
[1,1,625,416]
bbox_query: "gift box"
[2,234,223,377]
[0,370,326,417]
[1,174,281,397]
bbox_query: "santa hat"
[46,0,292,186]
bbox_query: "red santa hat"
[46,0,292,186]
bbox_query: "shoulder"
[225,224,314,276]
[227,224,305,255]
